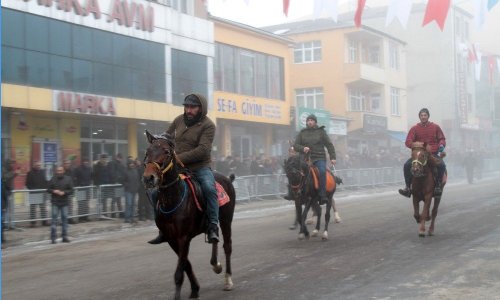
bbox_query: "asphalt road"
[2,177,500,300]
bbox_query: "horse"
[142,130,236,299]
[409,142,447,237]
[283,153,340,240]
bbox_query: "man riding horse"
[284,114,336,205]
[148,93,220,244]
[399,108,447,198]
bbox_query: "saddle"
[180,173,230,212]
[309,167,337,193]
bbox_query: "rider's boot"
[207,223,219,243]
[148,230,167,245]
[398,186,412,198]
[318,190,328,205]
[283,185,294,200]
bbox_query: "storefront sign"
[43,143,58,163]
[363,114,387,133]
[329,120,347,135]
[53,90,116,116]
[214,92,288,125]
[28,0,154,32]
[296,107,330,131]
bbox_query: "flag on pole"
[422,0,451,31]
[386,0,412,28]
[468,44,478,63]
[354,0,366,28]
[283,0,290,17]
[488,55,497,84]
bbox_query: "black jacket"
[75,165,93,186]
[47,174,74,206]
[25,169,48,189]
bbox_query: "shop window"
[2,10,25,48]
[171,49,208,105]
[26,51,49,87]
[50,55,73,90]
[2,46,27,84]
[26,14,48,53]
[49,20,71,57]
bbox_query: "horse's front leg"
[311,201,321,237]
[322,200,331,240]
[332,197,342,223]
[290,200,302,230]
[221,221,233,291]
[428,196,441,236]
[173,240,199,300]
[412,196,420,224]
[419,196,432,237]
[210,242,222,274]
[299,200,311,240]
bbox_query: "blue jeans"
[124,192,136,222]
[313,160,327,197]
[51,205,68,240]
[193,167,219,225]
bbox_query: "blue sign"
[43,143,58,163]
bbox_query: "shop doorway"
[231,135,252,159]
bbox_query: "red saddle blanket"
[181,174,230,211]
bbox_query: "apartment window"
[389,43,400,70]
[348,89,364,111]
[348,40,358,63]
[368,46,380,66]
[240,50,255,96]
[370,92,381,111]
[294,41,321,63]
[390,87,400,116]
[295,88,324,108]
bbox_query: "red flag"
[283,0,290,17]
[422,0,451,31]
[354,0,366,28]
[468,44,478,63]
[488,55,496,85]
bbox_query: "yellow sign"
[213,92,290,125]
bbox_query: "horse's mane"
[153,132,175,149]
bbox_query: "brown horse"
[142,130,236,299]
[283,153,340,240]
[410,142,446,237]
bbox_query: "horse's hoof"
[334,213,342,223]
[224,274,234,291]
[419,232,425,238]
[322,231,328,240]
[311,229,319,237]
[213,262,222,274]
[298,233,305,240]
[189,292,200,299]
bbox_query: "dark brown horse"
[142,130,236,299]
[410,142,447,237]
[283,153,340,240]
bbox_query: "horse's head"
[284,155,308,192]
[410,142,429,177]
[142,130,177,189]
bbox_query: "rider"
[148,93,220,244]
[398,108,447,198]
[291,114,336,205]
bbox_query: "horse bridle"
[144,140,185,189]
[412,148,428,167]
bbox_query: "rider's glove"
[438,145,445,153]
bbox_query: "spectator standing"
[2,159,18,230]
[123,159,139,223]
[74,158,93,222]
[136,159,153,221]
[93,154,111,216]
[25,161,49,227]
[47,166,74,243]
[63,159,77,224]
[108,153,126,218]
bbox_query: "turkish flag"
[283,0,290,17]
[422,0,451,31]
[354,0,366,28]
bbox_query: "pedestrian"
[2,159,18,230]
[47,166,74,243]
[123,158,139,223]
[63,159,77,224]
[74,157,93,222]
[25,161,49,227]
[108,153,126,218]
[93,154,111,216]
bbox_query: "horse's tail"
[229,174,235,183]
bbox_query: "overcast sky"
[207,0,500,53]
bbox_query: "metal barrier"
[5,158,499,225]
